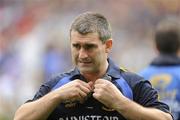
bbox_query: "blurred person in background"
[14,12,172,120]
[0,34,22,120]
[139,17,180,120]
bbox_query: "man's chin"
[78,67,95,73]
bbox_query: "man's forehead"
[70,31,101,43]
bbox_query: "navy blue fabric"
[30,58,170,120]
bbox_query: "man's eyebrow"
[72,42,96,45]
[84,43,97,49]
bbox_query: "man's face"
[70,31,110,74]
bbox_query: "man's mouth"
[79,61,92,64]
[78,60,92,65]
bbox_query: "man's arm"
[14,80,92,120]
[114,95,172,120]
[93,79,173,120]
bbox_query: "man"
[139,18,180,120]
[14,12,173,120]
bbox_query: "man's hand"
[56,80,93,103]
[93,79,123,109]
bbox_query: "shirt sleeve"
[26,84,51,103]
[26,76,60,102]
[133,80,171,113]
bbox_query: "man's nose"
[79,48,88,58]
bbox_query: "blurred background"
[0,0,180,119]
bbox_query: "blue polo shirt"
[30,58,170,120]
[139,54,180,120]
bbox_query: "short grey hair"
[70,12,112,43]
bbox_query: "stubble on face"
[77,54,103,74]
[70,31,107,74]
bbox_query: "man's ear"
[105,39,113,53]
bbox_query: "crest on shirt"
[102,106,115,111]
[63,100,78,108]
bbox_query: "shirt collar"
[151,54,180,66]
[106,58,121,78]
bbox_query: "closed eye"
[84,44,97,50]
[72,43,97,51]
